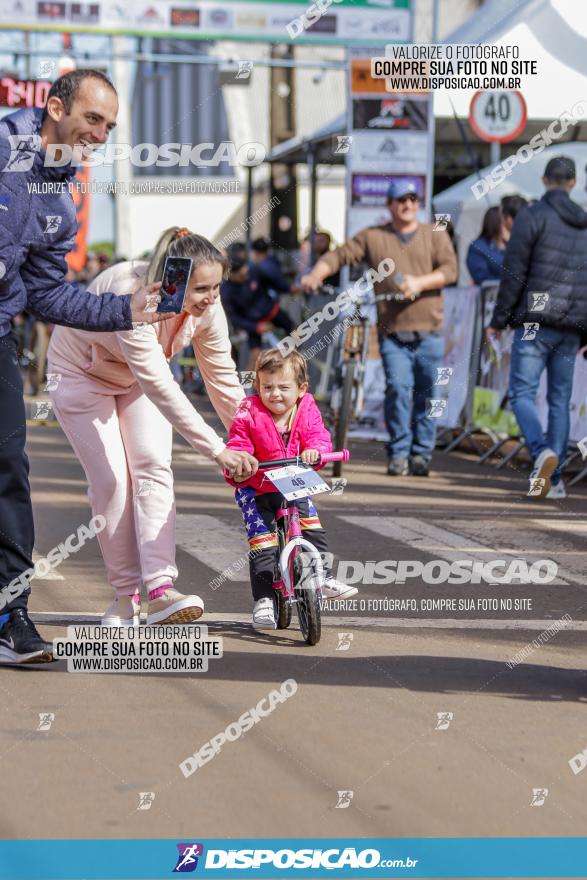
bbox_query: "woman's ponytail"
[144,227,181,285]
[143,226,228,284]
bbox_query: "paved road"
[2,412,586,859]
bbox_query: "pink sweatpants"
[49,369,177,597]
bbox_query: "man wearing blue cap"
[302,179,457,476]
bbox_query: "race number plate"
[264,465,330,501]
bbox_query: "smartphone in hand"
[157,256,193,313]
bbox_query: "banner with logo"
[346,47,433,251]
[347,131,429,174]
[0,0,411,44]
[351,96,429,131]
[1,836,587,878]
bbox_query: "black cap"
[544,156,576,180]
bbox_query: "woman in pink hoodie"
[225,348,357,630]
[48,227,257,627]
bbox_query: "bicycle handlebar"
[315,285,419,304]
[256,450,349,470]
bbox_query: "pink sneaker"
[146,585,204,625]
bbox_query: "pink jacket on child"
[225,392,332,494]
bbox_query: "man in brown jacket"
[302,180,457,476]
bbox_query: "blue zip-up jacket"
[466,236,504,285]
[0,107,132,339]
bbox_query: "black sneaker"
[410,455,430,476]
[387,456,409,476]
[0,608,54,665]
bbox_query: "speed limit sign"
[469,90,527,143]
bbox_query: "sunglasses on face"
[397,193,418,203]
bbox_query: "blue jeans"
[378,332,445,460]
[509,325,580,483]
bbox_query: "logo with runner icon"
[173,843,205,872]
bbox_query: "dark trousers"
[0,332,34,610]
[235,488,330,601]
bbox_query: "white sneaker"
[322,578,358,599]
[101,592,141,627]
[252,597,276,630]
[546,480,567,500]
[528,448,558,498]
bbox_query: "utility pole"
[269,43,298,252]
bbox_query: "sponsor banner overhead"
[347,131,429,172]
[0,0,411,43]
[351,171,426,207]
[0,76,51,108]
[351,96,429,131]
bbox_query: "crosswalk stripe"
[176,514,249,582]
[339,516,574,586]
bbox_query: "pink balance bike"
[256,450,349,646]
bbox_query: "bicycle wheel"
[274,589,292,629]
[333,359,357,477]
[292,552,321,646]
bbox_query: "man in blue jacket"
[0,69,168,665]
[487,156,587,500]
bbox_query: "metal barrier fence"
[440,282,587,486]
[221,282,587,486]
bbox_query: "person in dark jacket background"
[487,156,587,500]
[466,206,506,285]
[250,237,293,295]
[0,69,168,665]
[221,245,294,369]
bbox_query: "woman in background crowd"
[466,206,506,285]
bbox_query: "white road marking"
[175,514,249,582]
[530,519,587,535]
[31,612,587,631]
[339,516,579,585]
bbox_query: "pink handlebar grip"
[319,450,349,464]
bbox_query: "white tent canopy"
[434,0,587,120]
[433,141,587,282]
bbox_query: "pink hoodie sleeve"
[224,401,266,491]
[193,303,245,431]
[302,396,333,466]
[116,326,227,459]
